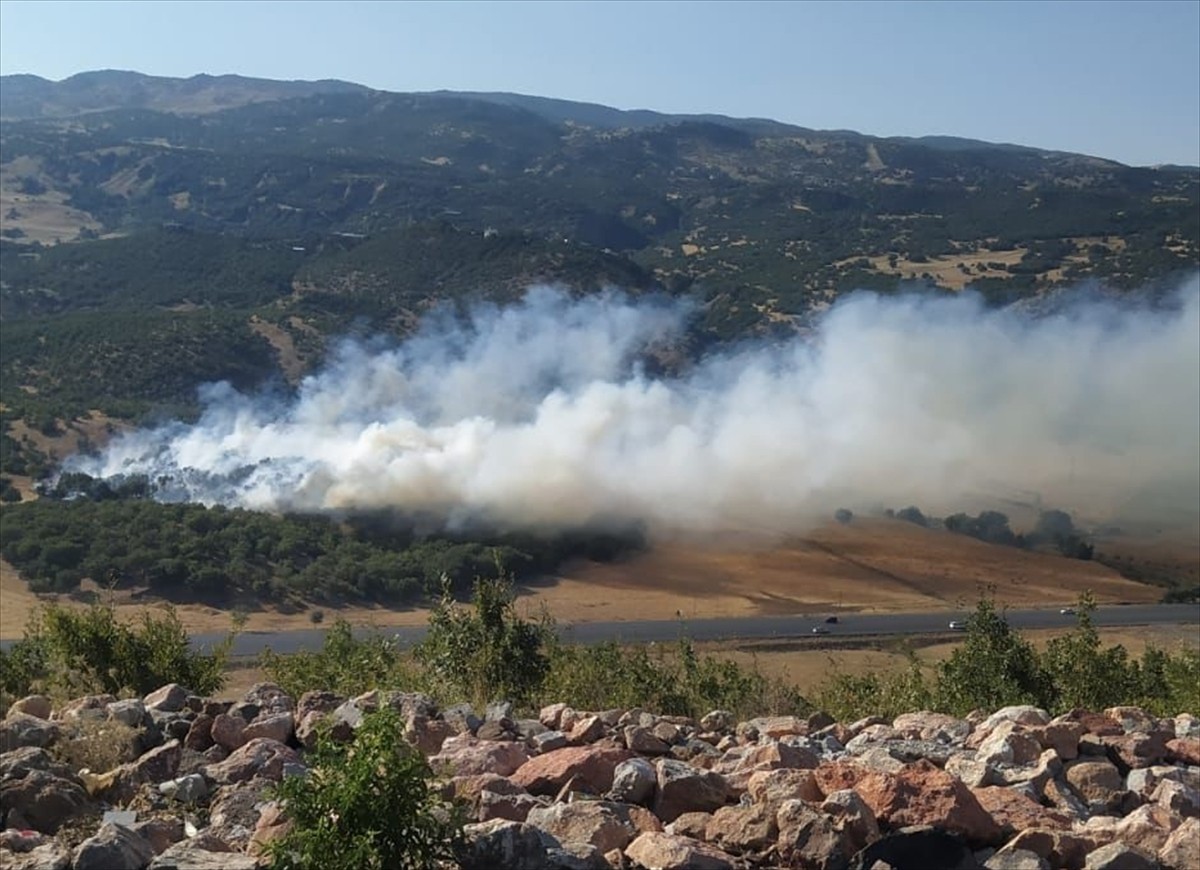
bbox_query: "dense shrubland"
[0,492,644,605]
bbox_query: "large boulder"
[0,767,95,833]
[0,712,60,752]
[72,822,156,870]
[624,832,737,870]
[1159,816,1200,870]
[429,734,529,778]
[203,737,302,785]
[525,801,635,853]
[609,756,657,805]
[511,745,632,796]
[774,799,848,870]
[460,819,549,870]
[853,758,1001,845]
[652,758,730,823]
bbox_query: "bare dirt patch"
[248,315,306,384]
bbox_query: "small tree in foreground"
[266,706,463,870]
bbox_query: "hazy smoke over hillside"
[71,280,1200,535]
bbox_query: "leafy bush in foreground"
[265,706,463,870]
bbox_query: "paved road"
[183,602,1199,657]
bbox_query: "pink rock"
[715,740,820,792]
[203,738,301,785]
[1114,804,1184,854]
[210,713,247,752]
[9,696,53,721]
[852,758,1002,845]
[996,828,1100,869]
[510,745,632,797]
[1102,731,1170,769]
[429,736,529,778]
[976,721,1045,767]
[539,703,569,730]
[1165,738,1200,766]
[746,768,823,806]
[1158,816,1200,870]
[183,713,214,752]
[705,803,777,853]
[813,759,869,797]
[1025,721,1084,761]
[568,715,606,745]
[242,712,294,746]
[971,785,1073,837]
[247,801,293,857]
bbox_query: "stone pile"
[2,684,1198,869]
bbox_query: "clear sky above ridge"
[1,0,1197,167]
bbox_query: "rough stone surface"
[1082,841,1158,870]
[429,735,530,778]
[854,759,1002,845]
[624,831,736,870]
[609,756,657,805]
[1158,816,1200,870]
[511,745,633,796]
[460,819,548,870]
[0,768,95,833]
[71,822,156,870]
[525,801,634,853]
[653,757,730,823]
[143,684,190,714]
[203,737,301,785]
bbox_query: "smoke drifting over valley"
[70,280,1200,536]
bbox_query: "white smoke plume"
[70,279,1200,536]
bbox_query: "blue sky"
[1,0,1197,166]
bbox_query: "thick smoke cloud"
[70,279,1200,535]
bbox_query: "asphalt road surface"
[183,602,1199,657]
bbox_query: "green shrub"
[265,706,464,870]
[414,573,553,710]
[260,618,416,700]
[933,595,1053,714]
[0,599,235,704]
[542,636,810,720]
[814,653,933,722]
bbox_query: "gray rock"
[148,842,259,870]
[461,819,548,870]
[1083,841,1157,870]
[984,848,1049,869]
[653,757,730,823]
[107,699,148,728]
[0,712,60,752]
[159,772,209,803]
[2,842,72,870]
[72,821,155,870]
[532,730,569,754]
[0,768,94,833]
[609,756,657,805]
